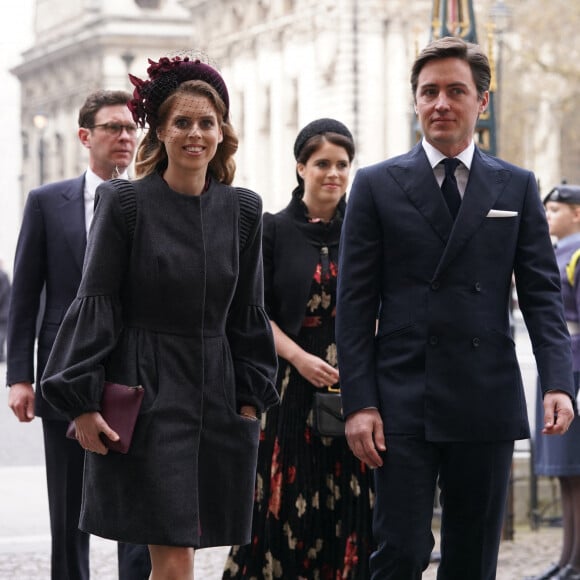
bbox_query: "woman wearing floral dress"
[224,118,375,580]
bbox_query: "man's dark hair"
[410,36,491,101]
[78,89,132,128]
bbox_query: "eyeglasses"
[88,123,138,136]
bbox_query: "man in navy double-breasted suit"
[6,90,150,579]
[336,36,575,580]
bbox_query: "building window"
[21,131,29,159]
[135,0,161,8]
[55,133,65,178]
[283,0,295,14]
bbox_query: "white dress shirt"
[422,138,475,197]
[83,167,129,236]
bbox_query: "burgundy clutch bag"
[66,382,144,454]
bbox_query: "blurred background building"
[11,0,580,215]
[12,0,191,205]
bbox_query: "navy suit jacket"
[7,175,87,419]
[336,143,574,442]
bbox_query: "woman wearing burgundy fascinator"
[223,119,375,579]
[41,54,278,579]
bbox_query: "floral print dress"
[223,239,375,579]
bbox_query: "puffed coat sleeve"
[40,182,129,420]
[226,188,279,412]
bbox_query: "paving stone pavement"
[0,538,230,579]
[0,329,564,580]
[425,526,563,580]
[0,525,565,579]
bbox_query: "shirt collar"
[84,167,130,200]
[556,232,580,252]
[422,138,475,170]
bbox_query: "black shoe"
[556,565,580,580]
[524,564,561,580]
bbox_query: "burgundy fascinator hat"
[128,56,230,129]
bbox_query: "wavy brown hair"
[411,36,491,101]
[78,90,133,128]
[135,80,238,184]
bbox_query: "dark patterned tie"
[441,158,461,219]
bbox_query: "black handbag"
[312,386,345,437]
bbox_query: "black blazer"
[336,143,574,442]
[0,269,9,344]
[7,175,87,419]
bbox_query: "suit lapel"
[390,144,513,277]
[58,174,87,272]
[388,143,454,244]
[434,149,512,276]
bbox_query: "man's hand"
[542,391,575,435]
[345,408,386,468]
[8,382,35,422]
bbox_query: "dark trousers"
[0,331,6,361]
[42,419,151,580]
[118,542,152,580]
[370,435,514,580]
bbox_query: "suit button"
[472,337,480,347]
[474,282,481,292]
[431,281,440,291]
[429,336,439,346]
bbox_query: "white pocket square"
[486,209,518,218]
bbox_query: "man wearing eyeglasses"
[6,90,150,580]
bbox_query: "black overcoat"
[42,172,278,547]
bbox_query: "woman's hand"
[72,412,120,455]
[269,320,339,388]
[293,351,340,388]
[239,405,258,420]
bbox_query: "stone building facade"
[12,0,192,207]
[13,0,436,212]
[13,0,578,211]
[180,0,432,211]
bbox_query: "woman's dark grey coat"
[41,173,279,547]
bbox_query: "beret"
[293,118,353,160]
[128,57,229,128]
[543,185,580,205]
